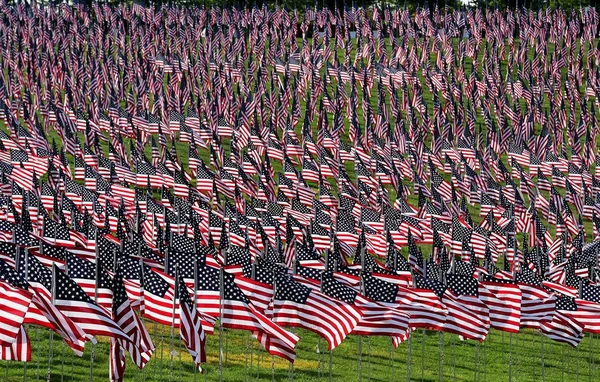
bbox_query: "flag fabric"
[176,276,205,369]
[111,268,154,371]
[0,262,32,345]
[272,273,361,351]
[52,265,132,343]
[478,274,521,333]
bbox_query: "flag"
[52,264,132,343]
[0,261,32,345]
[478,274,521,333]
[112,268,154,370]
[176,276,205,369]
[321,272,410,344]
[0,326,30,362]
[442,274,490,341]
[273,273,361,351]
[15,252,88,355]
[197,265,299,362]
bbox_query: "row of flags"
[0,1,598,380]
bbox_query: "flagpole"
[193,259,199,382]
[244,325,250,382]
[541,332,545,382]
[508,333,513,382]
[406,330,412,382]
[22,248,28,382]
[219,267,224,382]
[317,337,322,381]
[590,334,594,382]
[269,267,276,382]
[170,265,178,382]
[452,334,456,381]
[48,261,56,382]
[62,254,69,381]
[358,249,365,382]
[89,233,100,382]
[140,256,146,382]
[438,332,443,381]
[248,331,254,381]
[367,336,372,381]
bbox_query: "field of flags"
[0,1,600,381]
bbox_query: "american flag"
[66,253,113,312]
[0,326,29,362]
[176,276,205,368]
[539,296,584,347]
[442,273,490,341]
[141,267,175,327]
[272,273,361,351]
[14,252,88,355]
[51,264,132,343]
[111,268,154,370]
[0,259,32,345]
[478,274,521,333]
[321,272,409,344]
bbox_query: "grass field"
[1,324,599,381]
[1,12,598,381]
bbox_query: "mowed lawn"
[1,324,599,381]
[3,25,598,381]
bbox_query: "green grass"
[3,324,600,381]
[5,28,600,382]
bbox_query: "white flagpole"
[590,333,594,382]
[421,329,426,381]
[541,332,545,381]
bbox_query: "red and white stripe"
[0,326,30,362]
[0,280,31,345]
[178,295,206,368]
[273,284,362,351]
[395,287,447,331]
[478,281,521,333]
[441,291,490,342]
[223,299,299,362]
[540,311,584,347]
[518,283,556,330]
